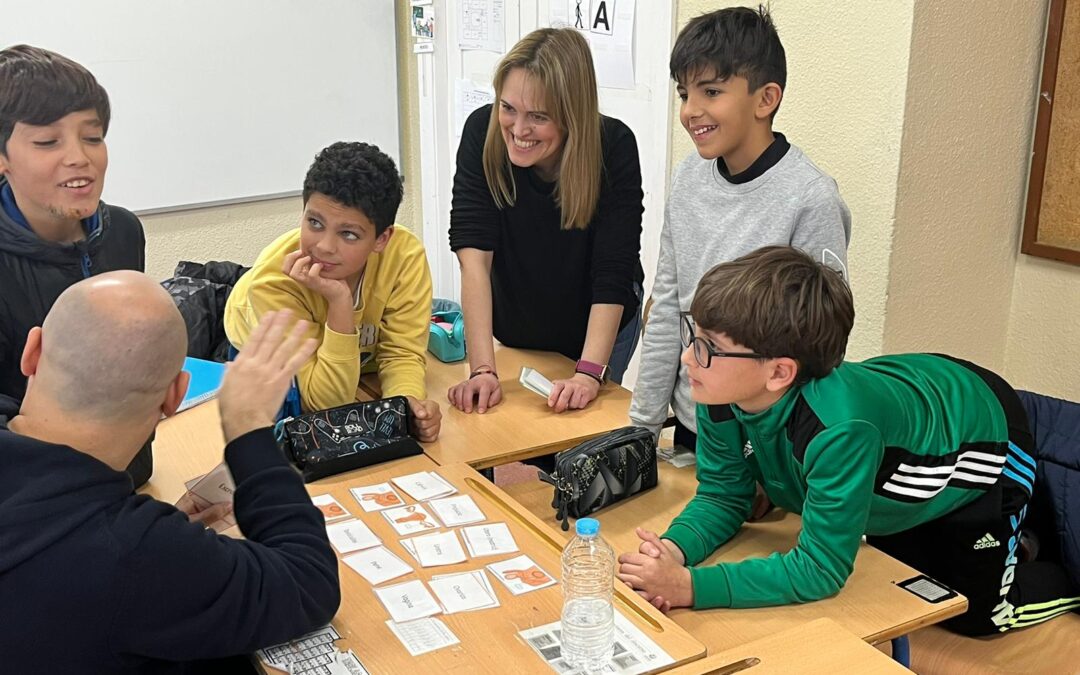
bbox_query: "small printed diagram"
[412,4,435,40]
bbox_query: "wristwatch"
[575,359,608,384]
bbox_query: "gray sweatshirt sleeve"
[790,176,851,277]
[629,194,682,438]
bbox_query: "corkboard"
[1023,0,1080,265]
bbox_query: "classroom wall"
[140,8,422,282]
[669,0,917,361]
[1005,256,1080,400]
[882,0,1046,369]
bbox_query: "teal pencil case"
[428,301,466,363]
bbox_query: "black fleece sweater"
[0,425,340,674]
[449,105,644,361]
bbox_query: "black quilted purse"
[540,426,658,530]
[277,396,423,482]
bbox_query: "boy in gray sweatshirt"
[630,6,851,449]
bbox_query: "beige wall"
[883,0,1047,369]
[142,8,422,282]
[1006,257,1080,400]
[671,0,917,361]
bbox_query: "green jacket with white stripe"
[662,353,1018,609]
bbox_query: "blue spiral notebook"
[179,357,226,412]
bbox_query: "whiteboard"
[1,1,400,213]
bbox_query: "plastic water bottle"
[560,517,615,671]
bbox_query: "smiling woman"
[447,27,645,424]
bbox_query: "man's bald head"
[33,271,188,421]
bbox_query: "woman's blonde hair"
[482,28,602,230]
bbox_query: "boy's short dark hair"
[0,45,111,155]
[691,246,853,383]
[670,5,787,96]
[302,142,403,236]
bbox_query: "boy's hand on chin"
[282,250,352,304]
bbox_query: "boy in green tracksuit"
[617,246,1080,635]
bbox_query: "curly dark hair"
[302,142,403,235]
[0,45,111,154]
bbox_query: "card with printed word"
[391,471,457,501]
[382,504,441,535]
[461,522,519,557]
[343,546,413,586]
[349,482,405,512]
[374,579,442,623]
[428,494,486,527]
[326,519,381,555]
[428,570,499,614]
[486,554,557,595]
[177,461,237,531]
[402,530,467,567]
[311,494,351,523]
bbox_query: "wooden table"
[664,618,912,674]
[144,401,438,504]
[503,462,968,652]
[303,462,706,674]
[360,344,634,469]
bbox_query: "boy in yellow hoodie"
[225,142,441,441]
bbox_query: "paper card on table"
[428,570,499,613]
[343,546,413,586]
[391,471,457,501]
[519,367,554,398]
[462,522,519,557]
[374,579,442,622]
[487,554,557,595]
[428,494,486,526]
[382,504,440,535]
[311,494,351,522]
[326,519,381,554]
[408,530,466,567]
[349,482,405,512]
[399,536,419,563]
[386,617,460,657]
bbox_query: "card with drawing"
[311,494,351,522]
[486,555,557,595]
[382,504,440,535]
[349,482,405,512]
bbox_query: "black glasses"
[680,313,766,368]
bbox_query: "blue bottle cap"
[576,518,600,536]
